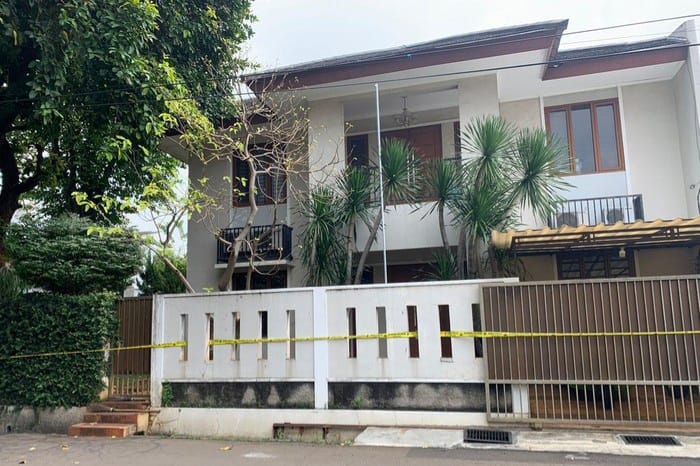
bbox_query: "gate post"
[150,295,165,407]
[312,287,329,409]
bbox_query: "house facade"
[171,19,700,292]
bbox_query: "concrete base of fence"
[151,407,487,439]
[0,406,86,434]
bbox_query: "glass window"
[571,106,595,174]
[595,104,621,170]
[547,110,571,172]
[545,99,624,174]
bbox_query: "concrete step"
[83,412,148,433]
[92,400,150,411]
[68,423,136,438]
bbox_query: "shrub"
[6,214,142,294]
[0,292,118,407]
[138,252,187,295]
[0,267,24,299]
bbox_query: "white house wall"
[672,63,700,217]
[621,80,689,220]
[307,99,346,187]
[187,155,232,292]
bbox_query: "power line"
[0,12,698,105]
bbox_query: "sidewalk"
[353,427,700,459]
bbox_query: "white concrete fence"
[151,279,516,409]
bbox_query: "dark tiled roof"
[552,37,688,62]
[244,19,568,80]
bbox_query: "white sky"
[245,0,699,69]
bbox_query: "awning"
[491,217,700,254]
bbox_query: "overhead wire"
[0,12,698,106]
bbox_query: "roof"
[551,37,688,62]
[243,20,568,85]
[243,19,690,91]
[491,217,700,254]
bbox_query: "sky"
[244,0,699,69]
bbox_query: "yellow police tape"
[3,329,700,361]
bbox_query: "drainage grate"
[620,435,680,446]
[464,428,512,444]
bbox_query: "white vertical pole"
[375,83,388,284]
[312,288,329,408]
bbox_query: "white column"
[307,100,345,188]
[150,295,166,408]
[312,287,329,409]
[457,74,500,153]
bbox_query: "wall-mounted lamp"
[618,247,626,259]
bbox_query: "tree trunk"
[344,222,354,285]
[156,249,195,293]
[218,157,258,291]
[438,203,450,254]
[456,227,466,280]
[354,209,383,284]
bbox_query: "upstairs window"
[233,144,286,206]
[545,99,624,175]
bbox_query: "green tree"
[450,116,569,277]
[138,252,187,295]
[6,214,142,294]
[0,1,254,262]
[300,138,420,285]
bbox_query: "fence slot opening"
[206,313,214,361]
[438,304,452,358]
[471,303,483,358]
[347,308,357,358]
[287,310,296,360]
[407,305,419,358]
[179,314,188,362]
[231,312,240,361]
[377,307,388,359]
[259,311,268,360]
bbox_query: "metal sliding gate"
[109,296,153,397]
[481,276,700,427]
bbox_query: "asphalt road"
[0,434,696,466]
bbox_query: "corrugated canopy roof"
[492,217,700,254]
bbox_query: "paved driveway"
[0,434,696,466]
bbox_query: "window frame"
[556,249,635,280]
[544,98,625,175]
[232,144,287,207]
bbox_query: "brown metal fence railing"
[481,276,700,426]
[110,296,153,397]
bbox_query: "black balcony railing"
[548,194,644,228]
[216,224,293,264]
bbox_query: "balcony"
[548,194,644,228]
[216,224,293,264]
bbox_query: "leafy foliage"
[0,1,254,259]
[0,266,24,299]
[300,138,422,285]
[298,187,346,286]
[6,214,142,294]
[0,292,118,407]
[138,252,187,295]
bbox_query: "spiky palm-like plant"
[449,116,569,278]
[353,138,421,284]
[337,166,374,284]
[423,158,464,257]
[298,187,346,286]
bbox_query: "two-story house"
[168,18,700,291]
